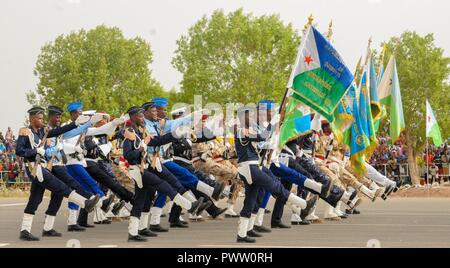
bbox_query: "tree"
[172,9,300,105]
[28,25,166,118]
[381,31,450,184]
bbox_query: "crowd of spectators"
[0,127,24,187]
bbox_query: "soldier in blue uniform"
[170,109,228,222]
[82,115,135,224]
[122,106,209,242]
[140,99,223,232]
[17,107,99,241]
[43,105,108,236]
[62,101,120,230]
[234,106,312,243]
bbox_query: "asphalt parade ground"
[0,197,449,248]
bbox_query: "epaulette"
[19,127,31,136]
[124,128,136,141]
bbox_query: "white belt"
[279,153,294,159]
[85,158,98,163]
[192,156,201,163]
[173,156,192,165]
[237,161,258,185]
[238,160,259,167]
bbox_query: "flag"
[279,92,312,147]
[377,55,405,141]
[330,83,355,144]
[390,57,405,141]
[358,67,378,159]
[369,55,381,121]
[349,97,371,176]
[287,26,354,123]
[378,55,394,107]
[426,100,443,146]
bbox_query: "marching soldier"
[122,106,209,242]
[17,107,100,241]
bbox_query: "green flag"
[377,55,405,141]
[287,26,354,123]
[279,93,312,147]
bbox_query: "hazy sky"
[1,0,449,133]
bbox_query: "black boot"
[187,197,204,215]
[94,219,112,225]
[320,179,332,199]
[300,195,319,220]
[237,235,256,243]
[323,185,345,207]
[210,207,227,219]
[299,220,311,225]
[382,185,394,200]
[101,195,114,213]
[84,195,100,213]
[77,210,94,228]
[196,199,212,216]
[128,234,147,242]
[271,221,291,229]
[170,220,189,228]
[149,224,169,232]
[111,200,126,216]
[42,229,62,237]
[19,230,40,241]
[247,230,262,237]
[212,181,226,201]
[67,224,86,232]
[253,225,272,233]
[138,228,158,237]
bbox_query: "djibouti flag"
[279,92,312,147]
[426,99,443,146]
[287,26,354,123]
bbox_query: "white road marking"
[199,245,359,248]
[0,243,11,247]
[0,203,27,207]
[321,223,450,228]
[98,245,118,248]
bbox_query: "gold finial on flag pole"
[364,37,373,65]
[327,20,333,40]
[303,14,314,32]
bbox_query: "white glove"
[270,113,281,126]
[112,116,126,126]
[74,144,83,154]
[139,140,147,152]
[36,147,45,157]
[90,114,104,126]
[75,115,91,126]
[173,126,191,139]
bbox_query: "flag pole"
[426,137,429,187]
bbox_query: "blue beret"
[67,101,83,113]
[151,97,168,107]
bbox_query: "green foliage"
[382,31,449,150]
[28,25,166,118]
[172,9,300,105]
